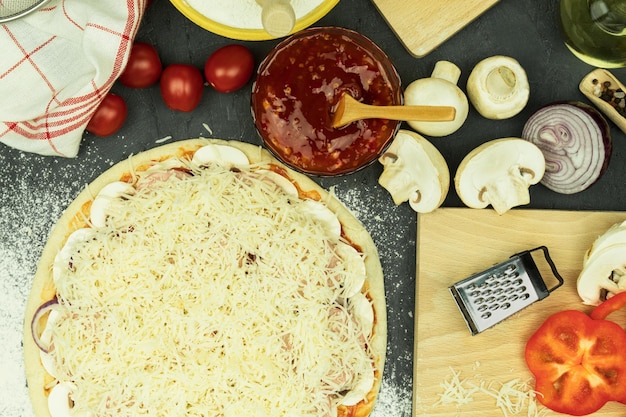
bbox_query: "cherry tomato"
[119,42,162,88]
[86,93,128,137]
[204,44,254,93]
[160,64,204,112]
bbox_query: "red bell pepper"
[591,291,626,321]
[525,309,626,416]
[591,291,626,406]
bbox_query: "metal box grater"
[449,246,564,335]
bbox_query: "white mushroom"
[255,169,299,197]
[48,382,75,417]
[145,157,187,173]
[53,228,97,283]
[577,244,626,305]
[192,143,250,167]
[466,56,530,119]
[403,61,469,136]
[338,360,375,407]
[577,220,626,305]
[301,199,342,240]
[89,181,135,228]
[378,129,450,213]
[39,309,61,378]
[350,292,374,340]
[335,241,367,298]
[583,220,626,263]
[454,138,545,215]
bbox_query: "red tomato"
[119,42,162,88]
[160,64,204,112]
[86,93,128,137]
[204,44,254,93]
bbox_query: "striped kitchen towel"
[0,0,147,157]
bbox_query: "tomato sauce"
[252,28,401,176]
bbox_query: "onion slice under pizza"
[24,139,387,417]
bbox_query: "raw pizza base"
[23,138,387,417]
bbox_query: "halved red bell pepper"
[591,291,626,321]
[591,291,626,406]
[525,309,626,416]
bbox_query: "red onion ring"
[30,298,60,354]
[521,101,611,194]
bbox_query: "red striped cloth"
[0,0,147,157]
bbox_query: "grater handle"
[514,246,564,293]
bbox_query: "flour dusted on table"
[186,0,324,28]
[0,146,117,417]
[0,163,76,417]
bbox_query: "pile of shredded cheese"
[49,163,374,417]
[435,368,549,417]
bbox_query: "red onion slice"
[521,101,611,194]
[31,298,60,354]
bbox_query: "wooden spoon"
[331,94,456,128]
[579,68,626,134]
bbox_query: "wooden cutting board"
[414,208,626,416]
[371,0,500,57]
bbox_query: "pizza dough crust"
[23,138,386,417]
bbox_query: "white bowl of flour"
[170,0,339,40]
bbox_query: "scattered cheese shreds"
[435,369,549,417]
[154,135,172,144]
[434,367,479,407]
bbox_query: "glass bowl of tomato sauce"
[251,27,402,176]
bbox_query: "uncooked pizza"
[24,139,386,417]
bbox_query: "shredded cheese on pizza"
[48,162,375,417]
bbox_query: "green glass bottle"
[560,0,626,68]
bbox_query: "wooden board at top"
[414,208,626,416]
[371,0,500,57]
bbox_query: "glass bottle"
[560,0,626,68]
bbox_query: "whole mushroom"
[378,129,449,213]
[466,55,530,120]
[403,61,469,137]
[455,138,545,215]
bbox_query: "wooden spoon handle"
[332,94,456,127]
[355,103,456,122]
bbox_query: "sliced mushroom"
[192,143,250,167]
[378,129,450,213]
[254,169,299,197]
[583,220,626,263]
[403,61,469,137]
[301,199,342,240]
[39,309,61,378]
[48,382,75,417]
[577,243,626,305]
[53,228,97,283]
[350,292,374,340]
[338,362,375,407]
[454,138,545,215]
[466,55,530,120]
[335,241,367,298]
[89,181,135,228]
[577,220,626,305]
